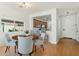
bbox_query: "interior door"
[76,15,79,41]
[62,15,76,39]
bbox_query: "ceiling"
[0,2,79,15]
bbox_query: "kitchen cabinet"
[33,19,47,29]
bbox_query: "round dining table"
[12,34,39,40]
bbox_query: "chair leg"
[29,51,33,56]
[34,45,36,52]
[19,53,22,56]
[15,46,16,53]
[5,46,10,53]
[33,45,36,52]
[40,45,44,51]
[18,52,22,56]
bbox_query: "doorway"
[61,14,76,39]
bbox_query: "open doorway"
[32,15,52,42]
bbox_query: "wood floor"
[0,39,79,56]
[32,39,79,56]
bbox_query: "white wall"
[24,16,31,31]
[56,9,62,42]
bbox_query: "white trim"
[48,40,58,44]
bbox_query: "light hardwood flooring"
[0,39,79,56]
[32,39,79,56]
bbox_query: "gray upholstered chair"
[18,36,33,56]
[0,32,17,53]
[34,33,45,51]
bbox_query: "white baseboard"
[48,41,58,44]
[48,38,60,44]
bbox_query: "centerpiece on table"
[25,30,29,36]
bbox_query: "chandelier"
[17,2,31,8]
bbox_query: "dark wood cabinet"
[33,19,47,29]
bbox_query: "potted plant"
[9,28,14,32]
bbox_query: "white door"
[62,15,76,39]
[76,15,79,41]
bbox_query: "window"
[1,18,24,32]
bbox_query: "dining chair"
[18,36,33,56]
[34,33,45,51]
[0,32,17,53]
[5,33,17,53]
[7,32,18,39]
